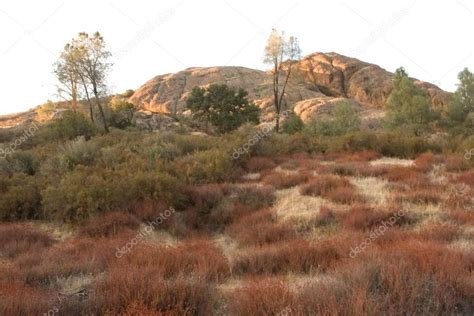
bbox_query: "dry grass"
[300,175,365,204]
[2,152,473,315]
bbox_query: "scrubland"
[0,118,473,315]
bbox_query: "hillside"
[129,52,451,122]
[0,52,451,129]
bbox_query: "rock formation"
[128,52,451,123]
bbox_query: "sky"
[0,0,473,115]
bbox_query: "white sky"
[0,0,473,115]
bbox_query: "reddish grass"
[414,152,445,172]
[300,175,364,204]
[300,175,351,196]
[89,273,214,315]
[445,155,470,172]
[0,224,54,258]
[313,206,338,227]
[226,209,296,246]
[80,211,140,237]
[323,240,474,315]
[232,239,341,275]
[185,184,275,232]
[127,199,172,222]
[17,236,121,286]
[116,238,230,281]
[339,205,406,231]
[393,189,443,204]
[381,166,430,189]
[227,277,293,316]
[446,208,474,225]
[337,150,382,162]
[457,169,474,185]
[416,223,462,243]
[0,281,53,316]
[261,171,312,189]
[245,157,276,173]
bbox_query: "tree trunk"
[273,61,280,133]
[275,112,280,132]
[93,86,109,133]
[79,76,94,122]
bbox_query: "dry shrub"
[0,281,53,316]
[300,175,350,196]
[18,236,121,286]
[245,157,276,173]
[0,224,54,258]
[84,239,228,314]
[185,184,275,232]
[339,205,405,231]
[233,185,275,209]
[226,209,296,246]
[393,189,443,204]
[227,277,293,316]
[90,273,213,315]
[80,211,140,238]
[457,169,474,185]
[381,166,430,189]
[337,150,382,162]
[314,206,337,227]
[325,186,365,204]
[300,175,364,204]
[445,155,470,172]
[416,223,462,243]
[328,162,364,176]
[261,171,312,189]
[414,152,445,172]
[446,208,474,225]
[295,240,473,315]
[127,199,171,222]
[232,239,341,275]
[183,183,230,212]
[114,238,229,281]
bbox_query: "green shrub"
[282,114,304,134]
[0,151,39,176]
[186,84,260,133]
[305,101,360,137]
[383,67,440,135]
[172,148,240,184]
[0,174,42,220]
[58,137,99,169]
[41,164,177,223]
[41,111,97,141]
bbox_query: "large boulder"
[128,66,321,115]
[297,52,450,110]
[127,52,451,125]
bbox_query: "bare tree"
[264,29,302,132]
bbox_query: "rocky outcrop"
[128,66,322,115]
[297,52,450,110]
[131,111,175,131]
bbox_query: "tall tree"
[264,29,301,132]
[72,32,112,133]
[54,44,80,112]
[446,68,474,135]
[384,67,439,135]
